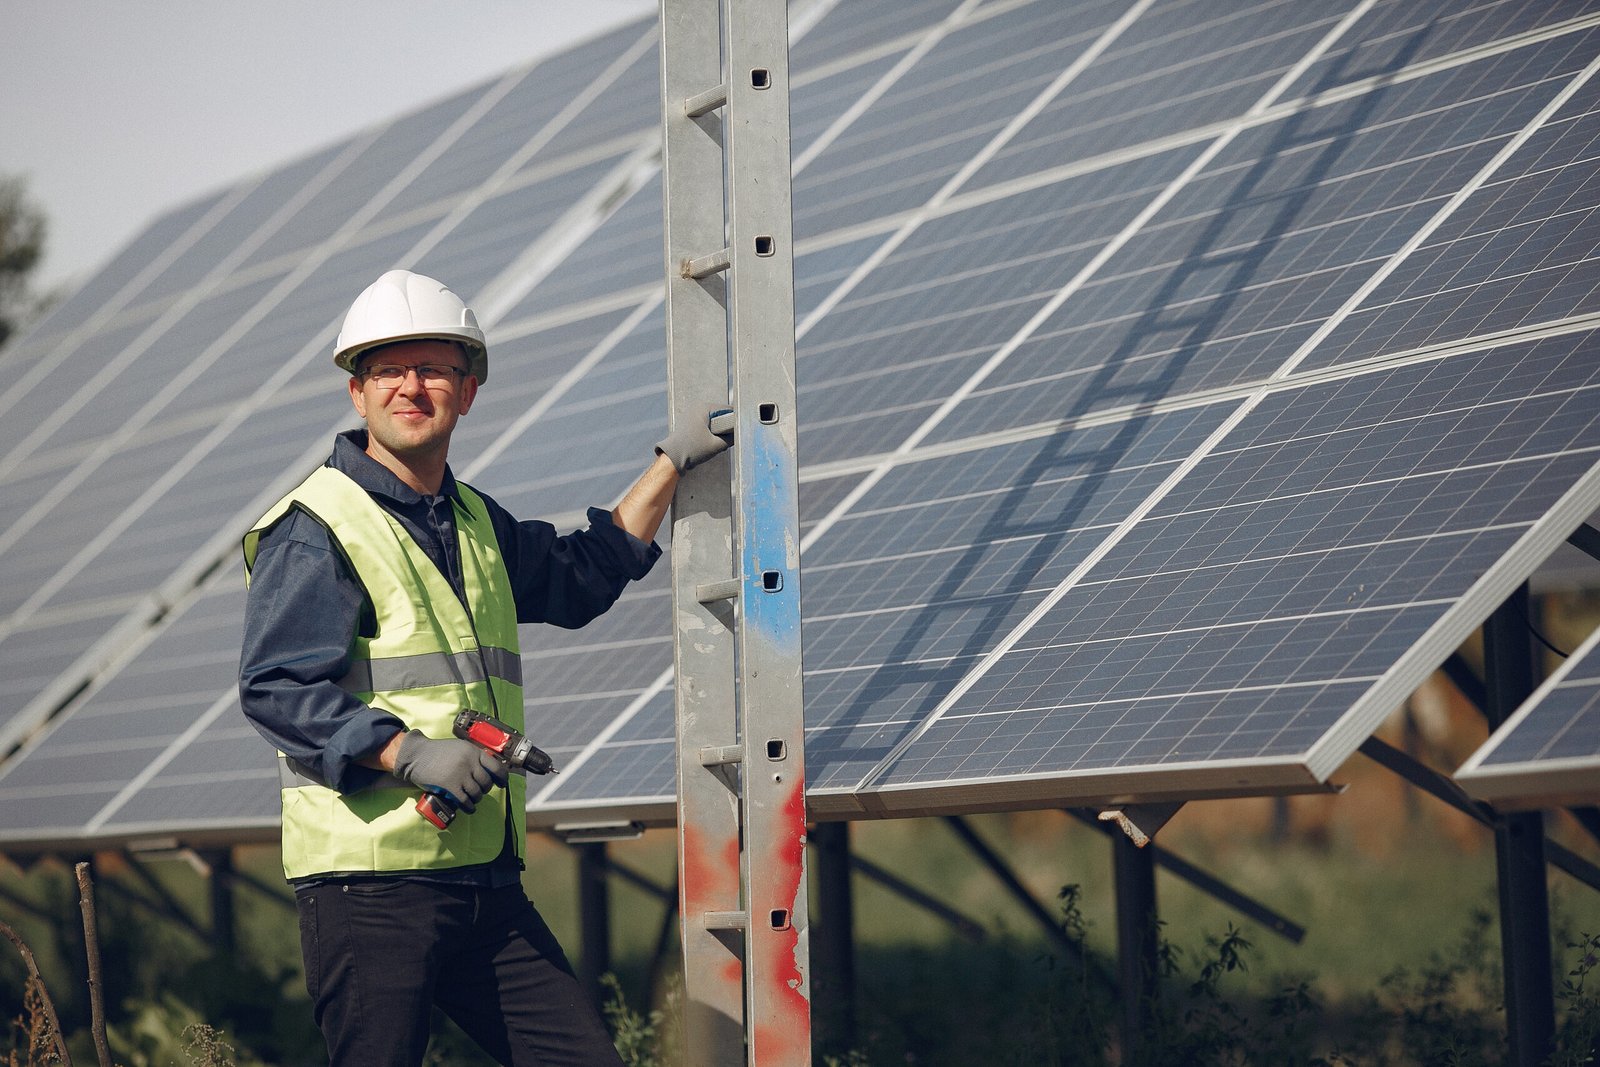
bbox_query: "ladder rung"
[704,910,748,931]
[696,578,742,603]
[701,745,743,767]
[682,248,731,280]
[684,83,729,117]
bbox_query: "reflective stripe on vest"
[277,755,408,793]
[244,465,525,880]
[336,645,523,695]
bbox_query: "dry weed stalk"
[0,918,70,1066]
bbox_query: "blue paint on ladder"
[742,419,802,656]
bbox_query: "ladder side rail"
[724,0,813,1061]
[660,0,745,1060]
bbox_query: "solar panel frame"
[1456,612,1600,809]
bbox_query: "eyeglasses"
[361,363,469,389]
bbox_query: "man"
[238,269,727,1066]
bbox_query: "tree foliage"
[0,175,50,352]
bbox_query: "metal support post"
[1112,833,1158,1063]
[1065,810,1305,944]
[202,848,236,958]
[578,842,613,1004]
[660,0,810,1060]
[1484,583,1554,1067]
[812,822,856,1054]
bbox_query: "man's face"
[348,339,478,468]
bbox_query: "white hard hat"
[334,269,489,381]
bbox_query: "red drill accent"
[463,718,512,756]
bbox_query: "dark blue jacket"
[239,430,659,798]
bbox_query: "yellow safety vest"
[243,466,525,879]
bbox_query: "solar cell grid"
[138,144,357,310]
[796,148,1204,466]
[0,776,126,844]
[6,685,217,772]
[382,23,652,221]
[7,431,207,585]
[11,188,236,351]
[967,0,1362,191]
[501,174,663,320]
[106,732,278,831]
[455,310,638,441]
[789,42,912,152]
[414,155,629,297]
[518,607,672,709]
[854,331,1600,802]
[1284,0,1600,101]
[931,33,1596,445]
[0,570,241,831]
[791,0,1125,237]
[0,464,74,544]
[524,680,667,755]
[478,395,666,518]
[522,634,671,706]
[1482,686,1600,767]
[800,403,1230,790]
[1308,71,1600,369]
[785,235,897,333]
[546,709,676,806]
[787,0,964,72]
[0,611,118,696]
[521,44,658,162]
[1,280,277,471]
[465,324,666,513]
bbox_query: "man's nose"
[396,369,429,399]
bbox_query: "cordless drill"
[415,709,558,830]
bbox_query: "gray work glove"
[393,731,508,814]
[655,407,734,474]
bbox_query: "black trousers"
[295,880,623,1066]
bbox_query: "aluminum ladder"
[658,0,811,1062]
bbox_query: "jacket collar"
[330,429,468,513]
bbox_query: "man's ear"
[458,375,478,416]
[348,375,368,418]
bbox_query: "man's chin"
[371,429,448,460]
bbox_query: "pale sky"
[3,1,655,293]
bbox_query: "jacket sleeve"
[489,501,661,627]
[238,509,406,793]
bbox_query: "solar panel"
[1,0,1599,850]
[844,329,1600,812]
[0,21,659,752]
[1456,621,1600,810]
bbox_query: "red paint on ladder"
[679,822,744,1006]
[750,776,811,1062]
[680,823,741,914]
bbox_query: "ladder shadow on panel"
[828,27,1433,779]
